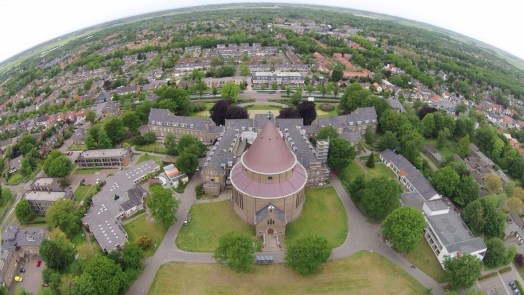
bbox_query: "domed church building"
[230,119,307,242]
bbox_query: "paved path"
[127,172,446,294]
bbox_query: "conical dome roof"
[242,120,296,174]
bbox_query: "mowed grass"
[136,142,167,154]
[406,240,447,283]
[6,173,25,185]
[73,168,101,175]
[137,153,162,164]
[124,214,168,257]
[176,201,254,252]
[338,161,364,185]
[148,251,427,295]
[68,144,87,151]
[74,185,97,206]
[286,186,348,248]
[358,161,397,180]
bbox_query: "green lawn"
[74,185,97,206]
[137,153,162,164]
[406,240,447,283]
[136,142,167,154]
[244,104,283,110]
[358,161,397,180]
[316,103,339,118]
[124,214,168,257]
[68,144,87,151]
[338,161,365,185]
[6,173,25,185]
[73,168,101,175]
[176,201,254,252]
[286,186,348,248]
[148,251,427,295]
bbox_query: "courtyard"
[124,213,168,257]
[148,251,427,295]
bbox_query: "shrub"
[136,236,153,250]
[320,103,334,112]
[191,102,206,112]
[195,183,204,199]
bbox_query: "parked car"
[510,281,517,290]
[14,276,23,282]
[35,259,42,267]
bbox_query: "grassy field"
[73,168,101,175]
[244,104,283,110]
[406,240,447,283]
[68,144,87,151]
[136,142,167,154]
[124,214,168,257]
[6,173,25,185]
[338,161,365,185]
[74,185,97,206]
[357,160,397,180]
[137,153,162,164]
[316,103,339,118]
[286,186,348,248]
[176,201,254,252]
[148,251,427,295]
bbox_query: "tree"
[72,255,124,295]
[164,133,177,156]
[513,187,524,200]
[443,254,482,290]
[76,242,100,260]
[104,118,126,144]
[382,207,427,253]
[157,86,192,115]
[484,174,503,193]
[437,127,451,149]
[214,232,255,273]
[461,198,505,238]
[221,82,240,103]
[315,126,339,141]
[143,131,156,144]
[432,167,460,198]
[331,64,344,82]
[121,111,141,134]
[285,235,332,275]
[291,88,303,106]
[176,135,206,158]
[364,125,376,145]
[277,107,301,119]
[378,131,399,151]
[43,151,73,178]
[399,129,424,163]
[296,101,316,125]
[209,100,230,126]
[365,153,375,168]
[147,184,179,227]
[454,175,480,206]
[226,106,248,120]
[484,238,517,268]
[421,113,436,138]
[239,64,250,76]
[86,110,96,124]
[338,83,371,114]
[121,243,144,270]
[327,138,356,171]
[175,152,199,175]
[15,200,34,223]
[40,231,74,271]
[360,177,401,220]
[455,103,467,115]
[457,135,471,158]
[45,200,81,238]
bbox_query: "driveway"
[10,256,45,295]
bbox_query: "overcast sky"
[0,0,522,64]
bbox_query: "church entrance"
[267,228,274,234]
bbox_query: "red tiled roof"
[242,120,296,174]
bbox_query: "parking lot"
[474,271,516,295]
[10,256,45,294]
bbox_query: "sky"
[0,0,523,64]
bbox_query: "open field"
[124,214,167,257]
[356,160,397,180]
[137,153,162,164]
[148,251,427,295]
[74,185,97,206]
[406,240,447,283]
[68,144,87,151]
[338,161,365,185]
[316,103,339,118]
[6,173,25,185]
[286,186,348,248]
[176,200,254,252]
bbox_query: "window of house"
[268,176,273,180]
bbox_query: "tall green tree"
[444,254,482,290]
[15,200,34,223]
[175,152,199,175]
[147,184,179,227]
[382,207,427,253]
[360,177,401,220]
[43,151,73,178]
[164,133,177,156]
[432,166,460,198]
[221,82,240,103]
[86,110,96,124]
[327,138,356,171]
[483,238,517,268]
[378,131,399,151]
[40,229,75,271]
[315,126,339,141]
[121,111,141,134]
[72,255,124,295]
[45,200,81,238]
[214,232,255,273]
[104,118,126,144]
[285,235,332,275]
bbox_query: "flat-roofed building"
[76,148,131,168]
[30,177,61,192]
[252,72,304,86]
[24,190,73,215]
